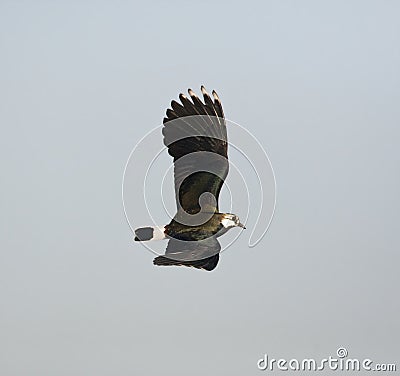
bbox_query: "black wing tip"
[164,86,224,124]
[212,90,221,103]
[153,254,219,271]
[182,86,220,104]
[201,86,213,102]
[188,88,197,98]
[189,85,211,97]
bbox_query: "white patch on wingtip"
[212,91,220,102]
[152,226,166,240]
[188,89,197,97]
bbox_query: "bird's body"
[166,213,233,241]
[134,86,244,271]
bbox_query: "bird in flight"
[134,86,245,271]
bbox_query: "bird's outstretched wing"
[162,86,228,215]
[153,236,221,271]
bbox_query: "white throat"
[221,217,236,228]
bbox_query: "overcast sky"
[1,1,399,375]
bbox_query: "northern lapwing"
[134,86,245,271]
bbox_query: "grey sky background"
[1,1,399,375]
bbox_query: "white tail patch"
[134,226,166,241]
[152,226,166,240]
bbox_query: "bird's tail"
[134,226,166,241]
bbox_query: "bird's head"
[221,214,246,229]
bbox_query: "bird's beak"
[238,222,246,229]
